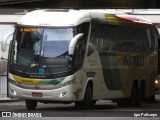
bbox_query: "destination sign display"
[20,28,38,32]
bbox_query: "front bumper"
[8,83,76,102]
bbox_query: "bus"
[3,9,159,110]
[0,14,23,75]
[0,14,24,59]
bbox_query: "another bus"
[0,14,23,75]
[3,9,159,109]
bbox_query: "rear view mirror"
[68,33,84,55]
[1,32,13,52]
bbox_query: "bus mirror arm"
[1,31,14,52]
[68,33,84,55]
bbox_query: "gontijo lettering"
[124,56,144,66]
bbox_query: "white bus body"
[5,9,159,109]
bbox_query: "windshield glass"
[42,28,73,57]
[10,26,73,76]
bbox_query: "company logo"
[1,112,42,117]
[2,112,11,117]
[35,85,40,89]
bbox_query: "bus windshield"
[42,29,73,58]
[10,26,74,77]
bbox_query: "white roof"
[18,9,153,27]
[18,9,92,27]
[17,9,127,27]
[133,15,160,23]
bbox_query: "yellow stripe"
[12,74,40,85]
[104,14,134,26]
[105,14,119,21]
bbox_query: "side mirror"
[68,33,84,55]
[1,32,13,52]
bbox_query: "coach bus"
[2,9,159,110]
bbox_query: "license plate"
[32,92,43,97]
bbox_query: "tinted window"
[90,23,156,53]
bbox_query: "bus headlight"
[8,78,19,86]
[56,77,75,88]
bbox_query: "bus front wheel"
[74,85,93,109]
[25,99,37,110]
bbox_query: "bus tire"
[74,85,93,109]
[136,89,142,106]
[129,82,141,106]
[140,81,145,102]
[147,95,155,103]
[117,99,128,107]
[25,99,37,110]
[92,100,97,106]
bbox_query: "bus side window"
[87,42,96,56]
[73,40,82,69]
[146,29,156,53]
[88,22,100,54]
[73,22,89,69]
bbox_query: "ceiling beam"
[0,0,159,8]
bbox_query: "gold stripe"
[12,74,40,85]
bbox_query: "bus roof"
[116,15,152,23]
[17,9,153,27]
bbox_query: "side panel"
[99,52,123,90]
[85,21,158,100]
